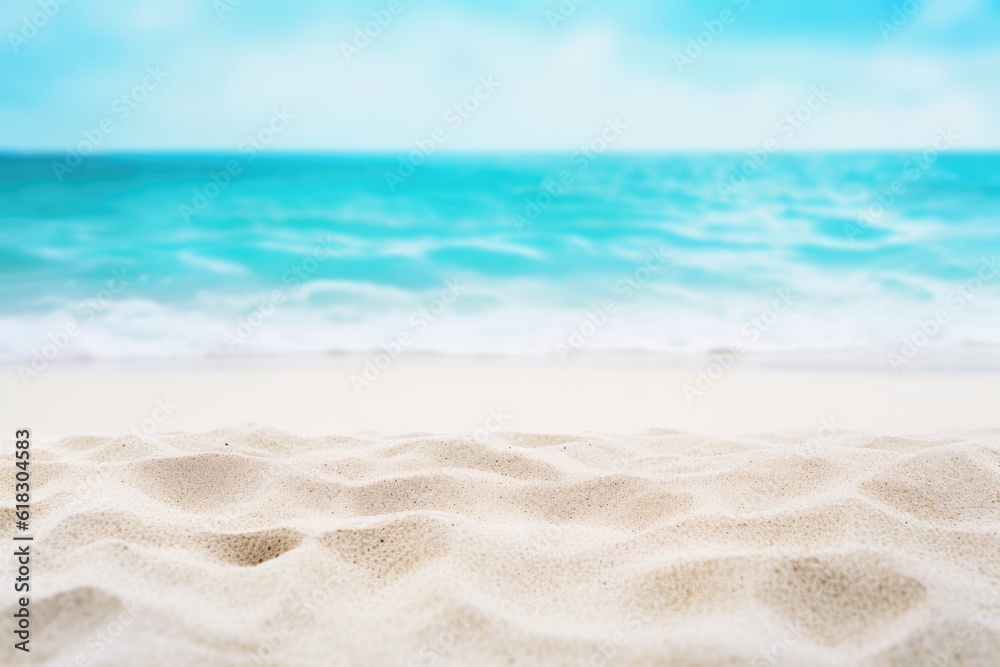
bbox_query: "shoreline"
[7,343,1000,374]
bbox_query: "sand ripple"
[2,427,1000,665]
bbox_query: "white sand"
[5,357,1000,438]
[3,358,999,664]
[4,426,1000,666]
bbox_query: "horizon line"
[3,148,1000,157]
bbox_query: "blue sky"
[1,0,998,151]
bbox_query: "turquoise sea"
[1,152,999,363]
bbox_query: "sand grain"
[3,427,1000,666]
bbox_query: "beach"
[4,423,1000,665]
[3,358,1000,665]
[5,0,1000,662]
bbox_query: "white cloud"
[10,6,1000,150]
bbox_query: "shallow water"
[1,152,998,361]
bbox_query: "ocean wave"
[1,154,999,364]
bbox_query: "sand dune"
[4,427,1000,666]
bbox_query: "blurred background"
[1,0,999,368]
